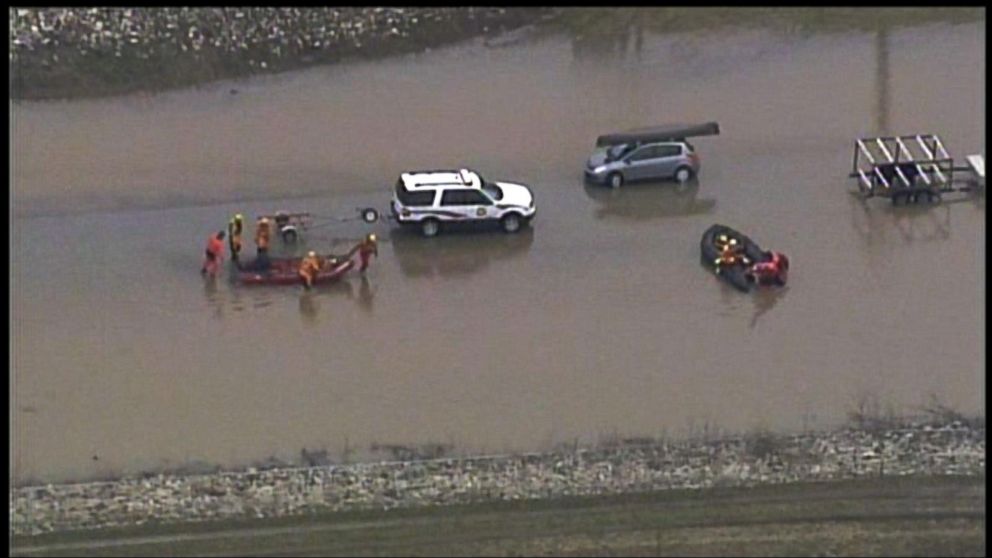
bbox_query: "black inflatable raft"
[701,224,786,292]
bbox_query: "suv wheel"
[674,166,693,183]
[501,213,522,234]
[420,218,440,237]
[608,172,624,189]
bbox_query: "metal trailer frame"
[849,134,982,205]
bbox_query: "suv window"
[441,189,492,206]
[395,182,436,206]
[482,182,504,201]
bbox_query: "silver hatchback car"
[584,122,720,188]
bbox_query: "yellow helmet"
[718,234,728,242]
[368,233,377,242]
[307,251,316,258]
[235,213,243,221]
[260,217,269,224]
[728,238,738,245]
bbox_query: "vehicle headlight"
[593,165,607,174]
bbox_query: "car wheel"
[501,213,522,233]
[281,228,298,243]
[608,172,624,189]
[675,166,694,183]
[420,218,440,238]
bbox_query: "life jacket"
[299,256,321,277]
[255,223,270,249]
[206,235,225,257]
[719,245,740,264]
[228,221,242,252]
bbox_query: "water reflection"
[202,275,223,320]
[389,227,535,279]
[874,28,890,135]
[582,180,716,221]
[750,287,789,330]
[296,277,357,322]
[568,9,645,62]
[298,290,319,323]
[848,193,955,245]
[357,275,375,314]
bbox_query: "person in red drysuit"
[201,230,226,277]
[749,251,789,286]
[357,233,378,273]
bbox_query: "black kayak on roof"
[596,122,721,147]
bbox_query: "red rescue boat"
[235,257,354,286]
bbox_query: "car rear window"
[656,145,682,157]
[395,182,435,206]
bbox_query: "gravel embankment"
[9,7,554,100]
[10,418,984,536]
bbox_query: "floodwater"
[11,14,985,484]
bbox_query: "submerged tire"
[421,218,440,238]
[674,166,693,183]
[608,172,624,189]
[501,213,522,233]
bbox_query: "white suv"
[391,169,536,237]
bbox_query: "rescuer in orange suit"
[201,230,226,277]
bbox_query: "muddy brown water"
[11,18,985,484]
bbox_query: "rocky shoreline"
[10,416,984,537]
[9,7,555,100]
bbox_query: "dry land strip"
[11,415,985,554]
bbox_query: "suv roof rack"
[400,169,481,190]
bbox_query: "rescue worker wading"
[255,217,271,257]
[201,230,226,277]
[228,214,244,262]
[357,233,378,273]
[299,250,323,290]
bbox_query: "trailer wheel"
[282,228,298,243]
[361,208,379,223]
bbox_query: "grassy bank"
[11,8,983,102]
[555,7,984,35]
[9,8,550,101]
[11,475,985,557]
